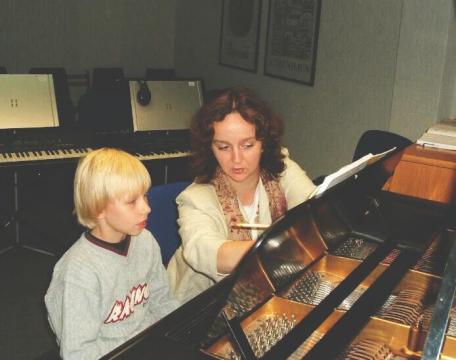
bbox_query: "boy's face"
[94,192,151,243]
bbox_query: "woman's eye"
[217,145,229,151]
[242,143,253,149]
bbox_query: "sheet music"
[311,147,396,199]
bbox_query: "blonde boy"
[45,148,179,360]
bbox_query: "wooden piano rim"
[402,144,456,170]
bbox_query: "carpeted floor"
[0,247,58,359]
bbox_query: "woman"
[167,86,316,303]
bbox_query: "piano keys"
[0,147,191,164]
[0,147,93,163]
[127,130,191,163]
[0,128,191,166]
[0,128,95,166]
[102,147,456,360]
[135,149,190,161]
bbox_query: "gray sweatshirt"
[45,229,180,359]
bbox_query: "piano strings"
[208,235,451,359]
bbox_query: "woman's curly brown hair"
[190,86,285,183]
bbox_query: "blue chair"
[147,181,191,265]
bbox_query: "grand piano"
[103,148,455,360]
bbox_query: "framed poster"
[219,0,262,72]
[264,0,321,85]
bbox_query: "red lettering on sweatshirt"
[104,283,149,324]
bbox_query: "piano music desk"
[387,144,456,204]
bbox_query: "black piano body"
[103,149,456,360]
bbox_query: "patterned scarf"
[211,168,287,241]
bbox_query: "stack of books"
[416,119,456,151]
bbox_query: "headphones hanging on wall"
[136,80,151,106]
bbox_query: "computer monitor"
[0,74,59,129]
[129,80,203,131]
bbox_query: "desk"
[387,144,456,204]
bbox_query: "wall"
[0,0,454,178]
[389,0,454,140]
[438,0,456,120]
[175,0,455,179]
[0,0,176,77]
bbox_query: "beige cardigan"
[167,152,316,303]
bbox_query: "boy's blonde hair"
[74,148,151,228]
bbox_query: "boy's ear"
[96,209,106,220]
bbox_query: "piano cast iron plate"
[204,242,456,359]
